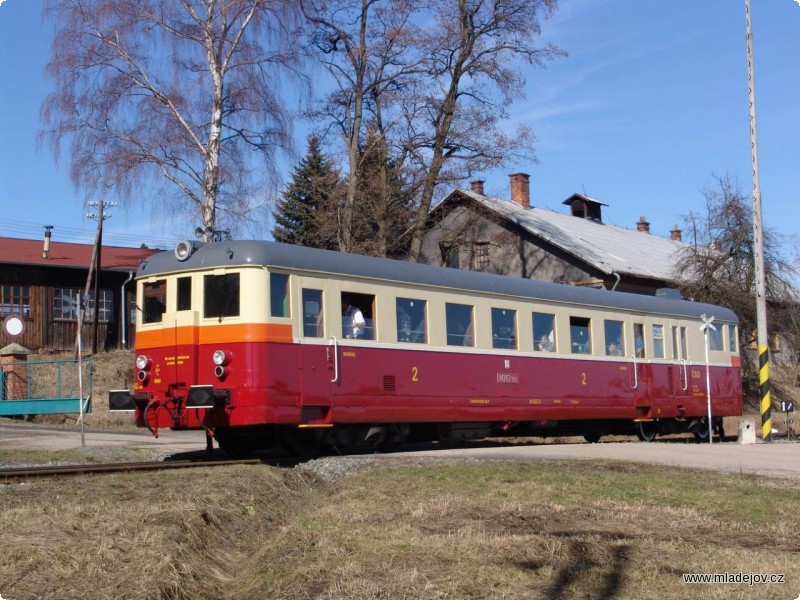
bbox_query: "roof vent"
[562,194,607,223]
[42,225,53,259]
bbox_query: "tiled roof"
[0,236,161,271]
[453,190,686,282]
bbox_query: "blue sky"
[0,0,798,253]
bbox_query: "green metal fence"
[0,357,93,416]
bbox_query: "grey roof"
[451,190,687,282]
[139,240,736,323]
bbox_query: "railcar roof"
[139,240,738,323]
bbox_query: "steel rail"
[0,458,263,484]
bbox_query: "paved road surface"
[2,420,798,479]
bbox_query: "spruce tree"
[272,136,339,249]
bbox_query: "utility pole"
[86,200,115,354]
[745,0,771,441]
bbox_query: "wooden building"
[0,236,160,352]
[420,174,687,296]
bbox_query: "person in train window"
[607,342,622,356]
[538,335,554,352]
[344,304,366,339]
[635,334,645,357]
[398,306,412,342]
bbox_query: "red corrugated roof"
[0,236,162,271]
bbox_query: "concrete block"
[738,418,756,445]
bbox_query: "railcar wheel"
[692,418,710,442]
[636,421,658,442]
[583,432,602,443]
[215,426,266,457]
[216,435,255,458]
[280,426,324,458]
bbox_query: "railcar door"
[669,325,692,400]
[142,276,200,396]
[631,322,652,412]
[296,284,336,421]
[171,275,200,390]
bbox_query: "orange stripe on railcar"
[136,323,293,348]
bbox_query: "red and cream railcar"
[110,240,742,454]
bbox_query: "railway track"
[0,458,264,484]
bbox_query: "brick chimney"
[509,173,530,208]
[636,215,650,233]
[470,180,485,195]
[670,224,682,241]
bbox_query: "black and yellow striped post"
[759,344,771,442]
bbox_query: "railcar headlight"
[174,240,195,261]
[212,349,231,366]
[135,354,151,370]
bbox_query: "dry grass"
[26,350,136,429]
[1,458,799,600]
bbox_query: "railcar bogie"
[111,240,743,454]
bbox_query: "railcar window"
[342,292,375,340]
[672,326,688,360]
[492,308,517,349]
[728,324,738,352]
[533,312,556,352]
[652,324,665,358]
[680,327,688,359]
[604,320,625,356]
[302,289,324,337]
[671,326,679,360]
[570,317,591,354]
[446,303,474,347]
[203,273,240,320]
[270,273,290,318]
[709,324,724,351]
[177,277,192,311]
[634,323,645,357]
[397,298,427,343]
[143,280,166,324]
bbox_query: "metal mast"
[745,0,771,441]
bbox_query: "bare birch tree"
[41,0,302,237]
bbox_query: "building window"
[440,243,459,268]
[53,288,113,322]
[472,242,490,270]
[0,286,30,317]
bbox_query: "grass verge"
[1,458,798,599]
